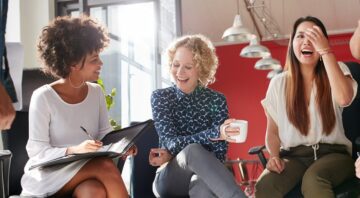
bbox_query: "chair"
[1,69,54,196]
[123,122,159,198]
[0,150,12,198]
[249,61,360,198]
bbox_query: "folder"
[29,119,154,170]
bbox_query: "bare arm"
[264,111,285,174]
[320,54,354,106]
[0,83,15,130]
[306,26,354,106]
[350,20,360,60]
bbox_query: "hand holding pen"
[65,127,103,155]
[80,126,102,144]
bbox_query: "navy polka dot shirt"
[151,85,229,162]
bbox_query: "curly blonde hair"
[37,15,109,78]
[166,34,219,87]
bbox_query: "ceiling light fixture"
[254,55,282,70]
[267,68,283,79]
[222,0,256,42]
[240,37,270,58]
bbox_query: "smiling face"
[170,46,199,94]
[73,51,103,82]
[292,21,321,67]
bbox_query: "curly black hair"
[37,15,110,78]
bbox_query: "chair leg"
[0,150,12,198]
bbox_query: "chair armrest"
[248,145,267,168]
[248,145,266,155]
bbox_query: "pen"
[80,126,95,140]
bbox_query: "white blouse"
[261,62,358,154]
[21,82,112,197]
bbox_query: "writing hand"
[67,140,103,154]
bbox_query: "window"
[56,0,180,126]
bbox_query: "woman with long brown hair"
[255,16,357,197]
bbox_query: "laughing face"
[171,46,199,94]
[292,21,321,66]
[74,51,103,82]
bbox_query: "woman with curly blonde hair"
[149,34,246,198]
[20,15,134,198]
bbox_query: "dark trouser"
[153,143,246,198]
[255,143,355,198]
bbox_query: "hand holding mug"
[221,119,248,143]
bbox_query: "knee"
[183,143,203,154]
[182,143,206,159]
[255,174,283,198]
[301,168,330,193]
[91,157,121,178]
[255,177,273,197]
[73,179,106,198]
[177,143,206,164]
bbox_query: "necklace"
[68,76,85,89]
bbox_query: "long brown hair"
[285,16,335,136]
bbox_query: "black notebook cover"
[29,119,154,170]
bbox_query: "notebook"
[29,119,154,170]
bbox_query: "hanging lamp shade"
[222,15,255,42]
[254,55,282,70]
[267,68,283,79]
[240,37,270,58]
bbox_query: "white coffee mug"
[229,120,248,143]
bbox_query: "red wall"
[210,33,358,163]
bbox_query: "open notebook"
[29,119,154,170]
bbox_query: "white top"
[21,82,112,197]
[261,62,358,154]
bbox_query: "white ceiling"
[181,0,360,45]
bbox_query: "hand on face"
[304,25,330,52]
[149,148,172,167]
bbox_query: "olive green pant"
[255,144,355,198]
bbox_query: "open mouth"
[177,77,189,83]
[301,49,314,55]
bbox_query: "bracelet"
[316,48,333,56]
[270,156,281,160]
[319,50,333,56]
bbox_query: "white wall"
[0,0,55,149]
[6,0,20,42]
[20,0,55,69]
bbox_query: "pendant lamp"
[222,0,255,42]
[254,55,282,70]
[240,37,270,58]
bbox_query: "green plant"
[97,78,121,130]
